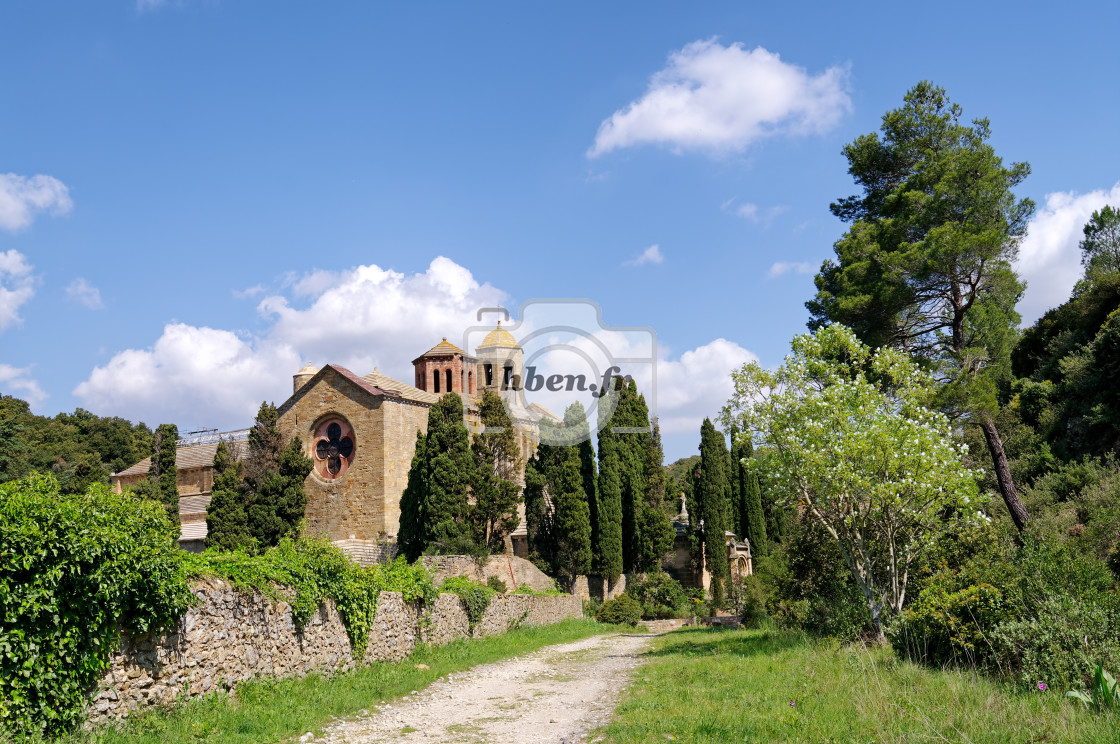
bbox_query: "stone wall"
[570,573,628,602]
[423,554,555,592]
[85,578,581,725]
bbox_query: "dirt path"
[306,632,653,744]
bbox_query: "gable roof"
[112,439,248,478]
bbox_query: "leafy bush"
[765,517,873,641]
[594,594,642,626]
[737,575,770,628]
[625,571,688,619]
[896,537,1120,691]
[1067,664,1120,712]
[486,575,508,593]
[0,474,194,738]
[440,576,495,634]
[894,583,1011,667]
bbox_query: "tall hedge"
[0,474,193,738]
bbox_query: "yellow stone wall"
[278,368,429,541]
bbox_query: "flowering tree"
[722,325,983,636]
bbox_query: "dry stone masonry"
[85,578,581,724]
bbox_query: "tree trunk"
[978,415,1029,533]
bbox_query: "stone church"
[112,324,555,561]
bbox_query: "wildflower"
[789,700,795,707]
[1037,683,1047,691]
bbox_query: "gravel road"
[304,632,653,744]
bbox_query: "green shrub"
[0,474,194,738]
[893,583,1011,667]
[737,575,770,628]
[594,594,642,626]
[625,571,688,619]
[486,575,508,593]
[440,576,495,634]
[897,537,1120,691]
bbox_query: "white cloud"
[74,323,302,428]
[622,244,665,267]
[589,39,851,158]
[0,250,35,332]
[74,257,509,428]
[723,198,789,226]
[233,284,266,299]
[1016,182,1120,325]
[768,260,815,278]
[0,363,47,408]
[66,278,104,310]
[649,339,758,435]
[0,174,73,232]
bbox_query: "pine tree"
[470,390,523,552]
[595,378,625,583]
[243,402,282,494]
[205,439,252,551]
[398,430,427,561]
[421,393,476,553]
[697,418,730,606]
[149,423,179,528]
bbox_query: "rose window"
[313,419,355,479]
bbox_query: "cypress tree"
[398,430,427,561]
[420,393,476,553]
[470,391,523,552]
[697,418,730,606]
[243,402,282,495]
[577,413,599,575]
[522,448,554,566]
[615,380,647,571]
[595,377,625,583]
[739,434,767,557]
[248,436,312,548]
[550,448,592,584]
[728,425,744,537]
[149,423,179,528]
[205,439,252,551]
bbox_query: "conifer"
[697,418,730,606]
[205,439,252,551]
[149,424,179,528]
[595,378,625,583]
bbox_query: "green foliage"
[486,575,508,593]
[469,391,523,552]
[625,571,688,619]
[399,394,478,558]
[896,537,1120,691]
[185,543,436,659]
[594,593,642,626]
[736,576,769,628]
[248,436,312,549]
[551,446,593,583]
[763,516,873,641]
[149,423,180,528]
[696,418,730,607]
[439,576,495,634]
[205,439,253,552]
[1067,664,1120,713]
[595,378,625,583]
[0,396,154,488]
[0,474,193,738]
[1079,204,1120,284]
[723,325,983,634]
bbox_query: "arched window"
[484,364,493,387]
[468,370,474,394]
[433,369,440,393]
[446,369,453,392]
[502,365,513,390]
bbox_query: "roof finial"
[442,337,447,341]
[497,320,501,328]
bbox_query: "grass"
[595,627,1119,743]
[67,618,617,744]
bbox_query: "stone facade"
[278,365,431,542]
[85,578,582,724]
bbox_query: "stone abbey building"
[112,325,554,560]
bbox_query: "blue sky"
[2,1,1118,461]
